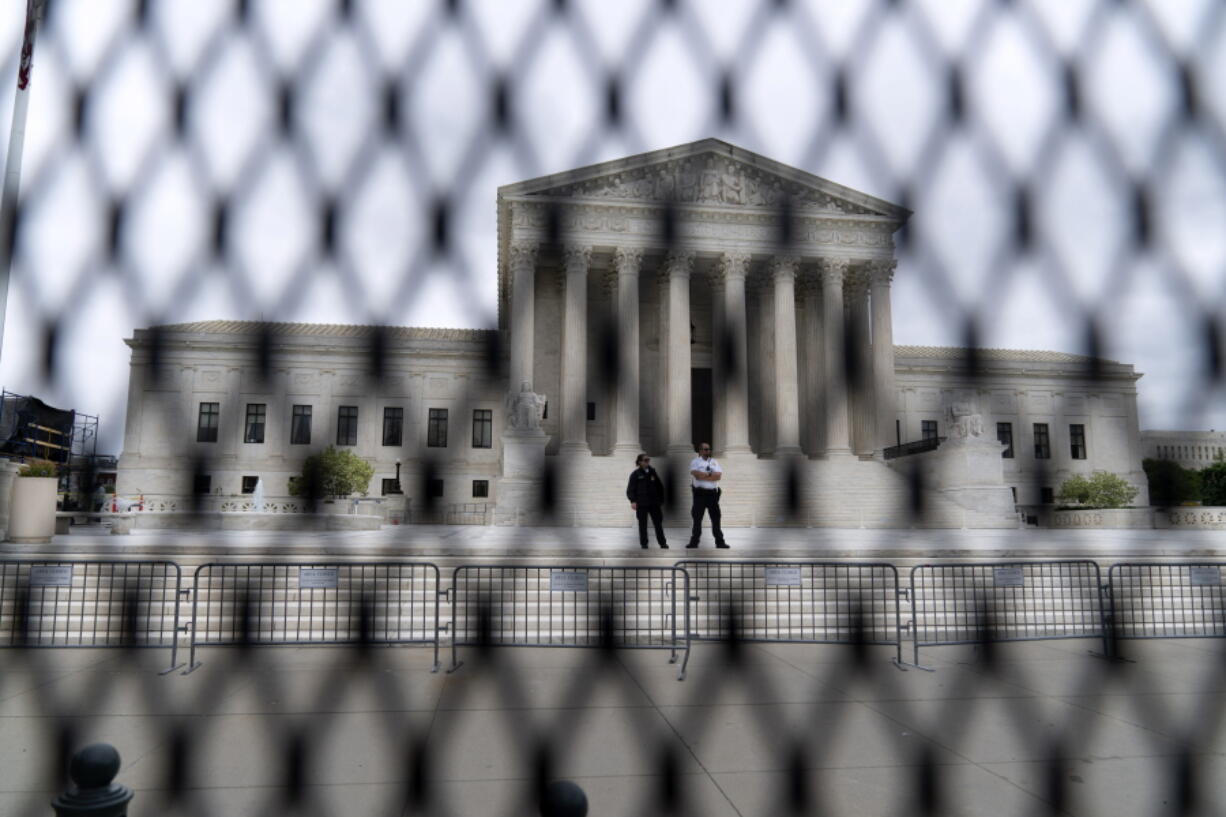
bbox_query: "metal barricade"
[0,559,184,673]
[448,565,691,680]
[185,562,443,673]
[907,560,1107,669]
[1106,563,1226,644]
[677,560,905,665]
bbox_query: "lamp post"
[394,459,401,494]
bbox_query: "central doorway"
[691,367,713,450]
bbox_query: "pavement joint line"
[613,651,748,817]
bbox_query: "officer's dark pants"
[689,488,724,545]
[636,505,666,546]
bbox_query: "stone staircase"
[541,451,1014,529]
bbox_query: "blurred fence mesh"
[1,0,1226,815]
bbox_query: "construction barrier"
[0,559,184,672]
[185,562,442,673]
[676,560,905,665]
[1106,562,1226,645]
[448,565,691,680]
[907,560,1107,669]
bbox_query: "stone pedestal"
[0,460,20,541]
[496,431,550,526]
[917,437,1017,524]
[7,476,58,544]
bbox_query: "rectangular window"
[241,476,258,494]
[427,478,445,498]
[1033,423,1051,459]
[193,474,212,495]
[244,403,266,444]
[586,402,596,421]
[381,478,402,496]
[997,422,1014,459]
[1070,424,1087,460]
[428,408,448,448]
[337,406,358,446]
[196,402,219,443]
[921,420,938,441]
[473,479,489,498]
[1040,486,1054,504]
[472,409,492,448]
[291,405,312,445]
[383,407,404,447]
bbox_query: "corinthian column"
[870,260,898,455]
[849,272,873,456]
[772,255,802,456]
[665,250,695,455]
[561,245,591,454]
[820,257,851,454]
[508,240,538,392]
[612,246,643,454]
[719,251,752,453]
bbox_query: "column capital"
[613,246,645,275]
[716,250,752,282]
[508,240,538,269]
[563,244,592,271]
[817,256,850,284]
[664,250,695,279]
[867,258,897,286]
[770,254,801,281]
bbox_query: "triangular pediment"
[499,139,908,220]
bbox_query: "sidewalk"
[2,638,1223,816]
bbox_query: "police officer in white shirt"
[686,442,728,548]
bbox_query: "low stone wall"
[1156,507,1226,530]
[1051,508,1155,529]
[130,512,382,532]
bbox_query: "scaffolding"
[1,389,110,509]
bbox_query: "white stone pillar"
[561,244,592,454]
[665,250,695,455]
[820,257,851,454]
[719,251,752,454]
[508,240,538,392]
[772,255,803,456]
[612,246,643,454]
[870,260,898,455]
[799,277,824,456]
[849,273,874,456]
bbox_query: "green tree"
[291,447,374,500]
[1202,462,1226,507]
[1056,471,1138,509]
[1142,458,1202,506]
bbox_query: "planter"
[7,477,58,543]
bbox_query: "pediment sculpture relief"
[534,155,877,215]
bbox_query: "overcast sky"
[0,0,1223,453]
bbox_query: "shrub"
[18,460,59,478]
[291,447,374,500]
[1202,462,1226,507]
[1142,458,1201,506]
[1056,471,1138,509]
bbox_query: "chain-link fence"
[1,0,1225,814]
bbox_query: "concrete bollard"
[540,780,588,817]
[51,743,133,817]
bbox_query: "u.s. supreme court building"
[118,140,1149,528]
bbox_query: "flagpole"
[0,0,46,364]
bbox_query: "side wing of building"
[894,346,1149,508]
[117,321,505,514]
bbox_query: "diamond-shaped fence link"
[0,0,1225,815]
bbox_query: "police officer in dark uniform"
[626,453,668,549]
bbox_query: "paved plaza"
[1,638,1223,816]
[2,526,1224,816]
